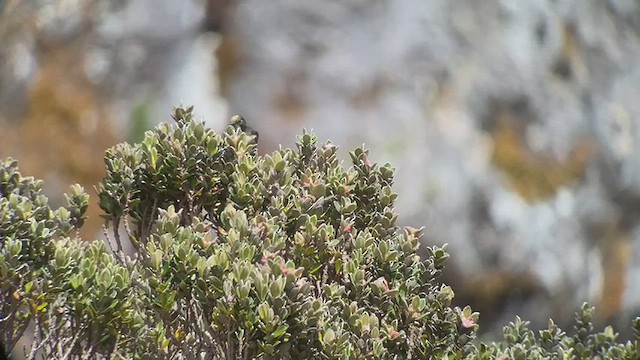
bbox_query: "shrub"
[478,303,640,359]
[0,158,89,355]
[1,106,639,359]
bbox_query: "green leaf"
[272,324,288,339]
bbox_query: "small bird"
[230,115,259,143]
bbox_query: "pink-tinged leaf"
[461,316,475,329]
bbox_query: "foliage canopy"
[1,107,638,359]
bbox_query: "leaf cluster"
[93,107,475,359]
[0,158,90,355]
[479,303,640,359]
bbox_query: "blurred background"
[2,0,640,340]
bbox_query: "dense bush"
[1,107,639,359]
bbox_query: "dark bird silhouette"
[230,115,259,143]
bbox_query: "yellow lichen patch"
[490,112,594,203]
[1,40,116,239]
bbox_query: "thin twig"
[26,317,42,360]
[103,224,115,252]
[60,331,81,360]
[113,216,123,253]
[123,207,134,245]
[145,197,159,242]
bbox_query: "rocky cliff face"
[223,0,640,332]
[2,0,640,335]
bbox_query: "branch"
[113,216,123,253]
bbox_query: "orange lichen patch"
[598,229,631,323]
[351,78,385,110]
[273,71,308,122]
[0,40,117,239]
[551,23,587,82]
[477,271,543,303]
[215,34,243,97]
[490,112,594,203]
[454,269,545,322]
